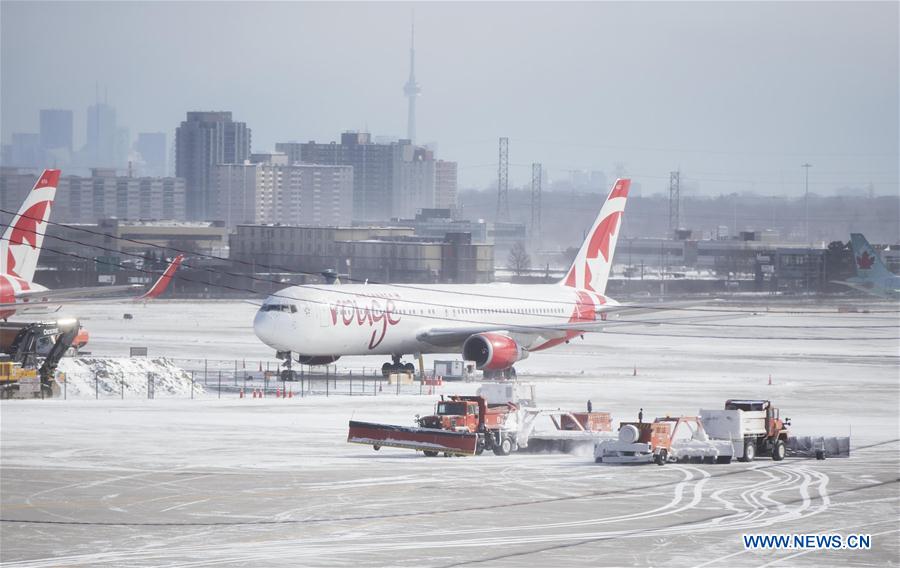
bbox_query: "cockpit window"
[261,304,297,313]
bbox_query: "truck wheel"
[654,450,667,466]
[595,456,603,463]
[475,443,485,456]
[772,440,786,461]
[423,450,439,457]
[493,437,512,456]
[815,450,826,460]
[740,440,756,462]
[372,444,381,451]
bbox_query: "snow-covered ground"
[1,299,898,567]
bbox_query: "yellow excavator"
[0,318,80,399]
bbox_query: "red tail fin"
[139,254,184,300]
[561,179,630,293]
[2,169,61,281]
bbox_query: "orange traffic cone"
[276,387,282,398]
[768,375,773,386]
[240,388,244,399]
[288,389,293,399]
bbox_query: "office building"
[39,109,74,158]
[135,132,167,177]
[175,111,251,221]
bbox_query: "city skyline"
[1,1,897,196]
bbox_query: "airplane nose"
[253,309,279,349]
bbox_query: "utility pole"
[496,137,509,222]
[531,163,542,248]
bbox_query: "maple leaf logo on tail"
[560,179,630,293]
[856,252,875,270]
[1,169,60,282]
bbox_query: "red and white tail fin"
[1,169,61,282]
[560,178,630,293]
[138,254,184,300]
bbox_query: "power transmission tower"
[668,170,681,237]
[496,137,509,221]
[531,162,542,246]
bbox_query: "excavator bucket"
[348,420,479,456]
[787,436,851,458]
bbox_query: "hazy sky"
[2,1,897,195]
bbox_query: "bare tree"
[507,242,531,276]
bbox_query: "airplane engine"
[296,355,341,366]
[462,332,528,370]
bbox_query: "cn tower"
[403,20,421,143]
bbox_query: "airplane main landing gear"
[483,367,517,381]
[382,354,415,377]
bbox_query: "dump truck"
[347,388,614,456]
[595,416,734,465]
[701,399,850,460]
[700,399,790,462]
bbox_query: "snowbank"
[56,357,204,398]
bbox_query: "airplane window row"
[260,304,297,313]
[394,306,565,316]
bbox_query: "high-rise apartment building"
[434,160,458,211]
[213,156,353,228]
[53,168,186,223]
[274,142,303,164]
[175,111,251,221]
[296,132,436,222]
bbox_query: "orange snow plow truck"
[348,389,613,457]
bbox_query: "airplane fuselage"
[253,283,616,357]
[0,274,50,319]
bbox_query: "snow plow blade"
[787,436,850,458]
[348,420,478,456]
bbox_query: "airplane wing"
[14,284,143,301]
[416,300,731,347]
[0,255,184,310]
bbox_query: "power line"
[5,238,899,339]
[5,208,900,317]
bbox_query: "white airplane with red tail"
[1,169,184,320]
[254,179,667,378]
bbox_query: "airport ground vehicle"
[347,386,613,456]
[0,319,80,398]
[595,416,733,465]
[700,399,790,462]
